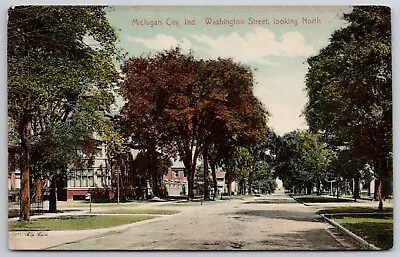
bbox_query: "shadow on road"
[165,228,350,250]
[253,227,348,250]
[243,199,297,204]
[232,209,323,222]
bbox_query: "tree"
[8,6,119,220]
[200,58,269,199]
[224,146,253,195]
[120,48,268,200]
[304,6,392,198]
[120,48,201,199]
[275,131,304,193]
[253,162,277,194]
[30,120,98,212]
[275,131,336,194]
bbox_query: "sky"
[106,6,352,135]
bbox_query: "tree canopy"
[304,6,392,198]
[8,6,120,220]
[275,131,336,194]
[120,48,268,200]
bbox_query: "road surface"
[49,194,363,250]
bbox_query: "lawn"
[61,202,138,208]
[94,209,180,215]
[317,206,393,215]
[9,215,156,231]
[8,209,47,218]
[333,216,393,250]
[291,195,353,203]
[317,206,393,250]
[8,209,19,218]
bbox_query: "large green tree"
[253,162,277,195]
[275,131,336,194]
[8,6,119,220]
[305,6,392,198]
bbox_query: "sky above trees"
[106,6,351,135]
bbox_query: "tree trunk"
[211,164,218,200]
[307,183,313,195]
[382,156,392,198]
[336,180,339,199]
[151,171,159,197]
[353,177,360,200]
[227,171,232,196]
[203,148,210,200]
[19,118,32,221]
[49,178,57,213]
[374,180,380,200]
[316,179,321,195]
[35,177,43,203]
[187,161,195,200]
[248,166,254,195]
[148,142,160,198]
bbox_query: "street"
[48,193,363,250]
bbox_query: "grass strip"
[94,209,180,215]
[333,217,393,250]
[317,206,393,215]
[9,215,156,231]
[292,195,353,203]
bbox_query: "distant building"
[163,167,188,196]
[215,171,227,195]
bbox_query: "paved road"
[49,194,363,250]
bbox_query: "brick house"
[163,167,188,196]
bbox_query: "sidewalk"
[297,195,393,209]
[9,214,177,250]
[8,200,181,250]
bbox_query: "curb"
[320,214,381,250]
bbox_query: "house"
[215,171,227,195]
[163,167,188,197]
[64,145,112,201]
[215,171,239,196]
[64,143,151,201]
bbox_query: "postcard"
[7,5,393,250]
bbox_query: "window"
[96,168,103,187]
[82,170,88,187]
[75,170,81,187]
[68,177,75,187]
[96,147,103,157]
[88,169,94,187]
[97,176,103,187]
